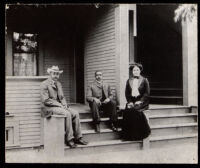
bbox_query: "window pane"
[13,32,38,76]
[14,53,37,76]
[13,32,38,53]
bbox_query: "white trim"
[6,76,49,80]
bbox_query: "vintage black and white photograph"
[5,3,198,163]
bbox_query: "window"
[13,32,38,76]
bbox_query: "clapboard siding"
[43,34,75,103]
[85,6,117,100]
[6,77,47,147]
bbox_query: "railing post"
[44,115,65,156]
[143,110,150,149]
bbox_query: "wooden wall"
[42,32,76,103]
[84,5,117,101]
[6,77,47,148]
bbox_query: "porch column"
[6,30,13,76]
[182,17,198,106]
[115,4,129,107]
[115,4,136,107]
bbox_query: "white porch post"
[182,16,198,106]
[5,30,13,76]
[115,4,130,107]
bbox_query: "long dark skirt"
[122,108,151,141]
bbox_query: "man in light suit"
[86,70,118,132]
[40,66,88,148]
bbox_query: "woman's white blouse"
[131,78,140,97]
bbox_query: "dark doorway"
[75,34,85,104]
[136,5,183,104]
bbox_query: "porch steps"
[80,122,197,142]
[81,112,197,128]
[6,104,197,156]
[64,133,197,156]
[78,105,194,118]
[63,105,198,154]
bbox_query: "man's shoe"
[95,124,100,133]
[75,137,88,145]
[111,123,118,132]
[66,139,77,148]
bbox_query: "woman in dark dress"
[122,63,151,141]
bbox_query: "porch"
[5,4,198,155]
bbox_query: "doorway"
[136,5,183,104]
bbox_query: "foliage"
[174,4,197,23]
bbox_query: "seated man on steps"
[86,70,118,133]
[40,65,88,148]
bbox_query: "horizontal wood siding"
[43,33,75,103]
[6,78,47,147]
[85,6,117,100]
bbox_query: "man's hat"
[47,66,63,74]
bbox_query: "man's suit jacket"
[40,77,68,118]
[86,80,113,102]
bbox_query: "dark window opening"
[129,10,135,64]
[6,129,9,142]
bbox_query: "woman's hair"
[129,63,143,78]
[129,63,143,72]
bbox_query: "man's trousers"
[89,100,117,125]
[49,107,82,141]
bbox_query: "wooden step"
[150,123,198,137]
[148,106,190,115]
[79,112,92,119]
[149,113,197,126]
[150,133,198,148]
[64,139,142,156]
[76,104,191,118]
[82,129,121,142]
[150,133,198,141]
[81,117,123,130]
[81,118,110,130]
[79,106,191,120]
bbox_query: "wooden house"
[5,4,197,153]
